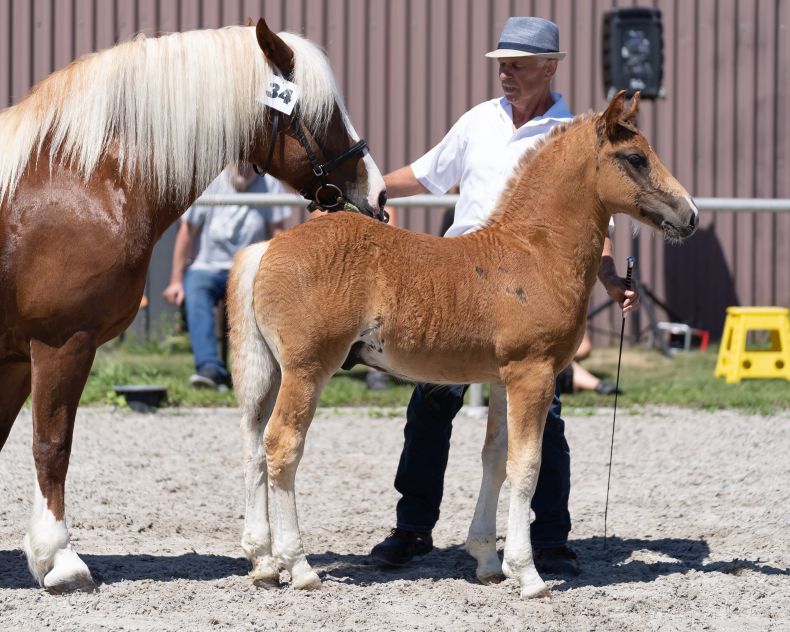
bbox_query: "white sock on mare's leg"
[23,478,94,592]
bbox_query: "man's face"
[498,57,557,107]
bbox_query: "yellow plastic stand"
[714,307,790,383]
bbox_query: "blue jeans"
[395,381,571,548]
[183,268,230,377]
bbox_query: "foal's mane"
[0,25,343,204]
[487,112,597,225]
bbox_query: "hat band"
[497,41,558,54]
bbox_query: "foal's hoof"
[519,567,549,599]
[291,570,322,590]
[250,564,280,588]
[476,570,505,585]
[520,579,549,599]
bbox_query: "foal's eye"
[626,153,647,168]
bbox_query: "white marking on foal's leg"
[241,412,279,586]
[504,459,548,599]
[23,479,94,592]
[466,383,507,584]
[268,484,320,590]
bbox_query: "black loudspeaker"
[602,7,664,99]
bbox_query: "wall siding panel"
[1,0,787,342]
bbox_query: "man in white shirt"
[371,17,639,576]
[163,164,290,390]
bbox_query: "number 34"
[266,81,293,104]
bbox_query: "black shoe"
[370,528,433,567]
[189,366,231,392]
[594,379,621,396]
[534,545,579,576]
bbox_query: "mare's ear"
[623,91,641,125]
[255,18,295,77]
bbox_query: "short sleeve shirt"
[411,93,576,237]
[184,171,291,272]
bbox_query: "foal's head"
[595,91,698,241]
[252,19,387,220]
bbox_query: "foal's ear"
[600,90,627,138]
[623,91,641,125]
[255,18,295,77]
[598,90,639,142]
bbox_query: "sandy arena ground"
[1,405,788,631]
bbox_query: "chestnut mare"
[227,93,698,598]
[0,19,386,593]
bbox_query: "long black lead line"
[603,255,635,549]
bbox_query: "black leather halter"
[254,106,370,212]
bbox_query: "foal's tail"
[227,242,279,418]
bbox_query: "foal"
[227,92,698,598]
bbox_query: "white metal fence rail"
[195,194,790,212]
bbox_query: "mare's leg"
[264,370,325,590]
[23,333,96,593]
[501,364,556,599]
[465,382,507,584]
[0,360,32,451]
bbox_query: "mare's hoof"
[42,549,96,594]
[44,568,96,594]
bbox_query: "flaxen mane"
[485,112,597,228]
[0,25,344,204]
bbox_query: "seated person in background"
[558,328,620,395]
[163,163,290,391]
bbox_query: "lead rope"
[603,255,635,549]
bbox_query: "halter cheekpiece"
[254,70,374,216]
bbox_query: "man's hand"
[601,275,640,315]
[597,237,640,316]
[162,281,185,306]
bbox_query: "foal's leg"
[229,241,282,583]
[466,382,508,584]
[23,334,96,593]
[502,366,556,599]
[238,364,281,586]
[264,370,325,590]
[0,360,32,451]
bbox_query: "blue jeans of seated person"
[183,268,230,378]
[395,380,571,549]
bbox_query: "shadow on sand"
[2,536,787,591]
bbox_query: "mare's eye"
[627,153,647,168]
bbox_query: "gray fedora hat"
[485,17,567,60]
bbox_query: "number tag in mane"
[260,76,300,115]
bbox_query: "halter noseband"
[254,106,373,215]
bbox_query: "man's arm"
[162,221,199,306]
[384,166,430,199]
[597,236,640,315]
